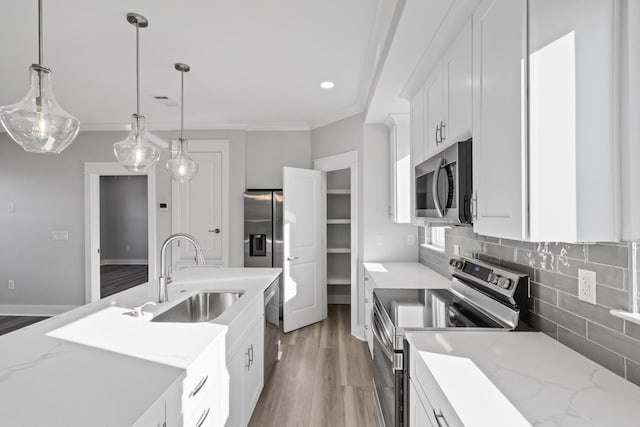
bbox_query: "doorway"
[84,162,157,303]
[99,175,149,298]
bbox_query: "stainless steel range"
[371,257,530,427]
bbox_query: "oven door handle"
[432,157,446,218]
[372,314,395,363]
[372,303,394,343]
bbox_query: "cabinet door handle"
[249,344,254,366]
[246,348,251,371]
[471,192,478,220]
[194,407,210,427]
[188,375,208,398]
[435,124,441,144]
[433,410,450,427]
[440,121,446,142]
[364,298,369,303]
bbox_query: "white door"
[283,167,326,333]
[172,141,229,269]
[472,0,527,240]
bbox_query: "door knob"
[287,256,299,261]
[208,228,221,234]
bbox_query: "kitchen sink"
[152,291,245,323]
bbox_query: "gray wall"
[99,175,148,263]
[246,130,311,189]
[0,127,312,309]
[311,114,363,160]
[419,226,640,387]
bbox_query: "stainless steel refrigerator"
[243,190,283,269]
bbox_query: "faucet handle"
[127,302,156,317]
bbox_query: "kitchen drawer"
[411,347,464,427]
[409,379,436,427]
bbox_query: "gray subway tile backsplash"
[418,225,640,386]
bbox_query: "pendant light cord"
[135,22,140,116]
[180,70,184,140]
[38,0,43,65]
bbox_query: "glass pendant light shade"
[0,69,80,154]
[166,138,198,183]
[113,114,160,173]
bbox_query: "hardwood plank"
[0,316,47,336]
[100,264,148,298]
[249,305,377,427]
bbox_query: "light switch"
[8,202,15,214]
[376,235,384,247]
[51,230,69,241]
[407,235,415,246]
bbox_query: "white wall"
[99,175,148,263]
[246,131,311,188]
[362,124,418,262]
[311,114,363,159]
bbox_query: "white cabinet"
[472,0,619,241]
[443,19,472,145]
[409,380,435,427]
[133,379,181,427]
[424,69,445,158]
[386,114,411,224]
[472,0,528,240]
[410,89,425,226]
[226,313,265,427]
[363,272,374,357]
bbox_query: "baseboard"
[101,259,148,266]
[328,294,351,305]
[0,304,78,316]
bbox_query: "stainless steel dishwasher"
[264,279,280,381]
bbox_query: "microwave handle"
[432,157,446,218]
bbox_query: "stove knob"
[498,277,512,289]
[488,272,498,284]
[449,259,457,267]
[455,260,464,270]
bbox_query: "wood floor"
[0,316,47,336]
[249,304,378,427]
[100,264,148,298]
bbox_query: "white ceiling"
[0,0,382,131]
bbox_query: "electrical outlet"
[376,235,384,247]
[51,230,69,241]
[578,269,597,304]
[407,234,415,246]
[8,280,15,290]
[453,244,460,256]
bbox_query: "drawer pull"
[188,375,208,398]
[194,407,210,427]
[433,410,450,427]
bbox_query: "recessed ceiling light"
[320,81,335,89]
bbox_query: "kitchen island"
[0,267,281,427]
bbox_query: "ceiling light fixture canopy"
[0,0,80,154]
[166,63,198,183]
[113,12,160,173]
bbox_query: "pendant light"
[113,13,160,173]
[0,0,80,154]
[166,63,198,183]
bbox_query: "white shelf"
[327,247,350,254]
[327,189,351,195]
[327,278,351,285]
[327,219,351,225]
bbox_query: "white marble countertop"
[0,267,281,427]
[406,331,640,427]
[363,261,451,290]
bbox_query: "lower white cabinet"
[226,313,265,427]
[409,380,435,427]
[133,378,182,427]
[364,280,373,357]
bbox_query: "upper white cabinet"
[410,88,425,226]
[386,114,411,224]
[527,0,618,242]
[424,69,445,158]
[443,20,473,145]
[471,0,528,240]
[472,0,619,241]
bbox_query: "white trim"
[313,150,361,339]
[75,122,313,132]
[610,310,640,326]
[100,259,149,266]
[0,305,78,316]
[172,140,230,268]
[308,105,364,130]
[246,122,310,131]
[83,162,157,304]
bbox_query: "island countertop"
[0,267,281,427]
[406,330,640,426]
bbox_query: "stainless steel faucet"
[158,233,206,303]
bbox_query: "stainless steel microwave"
[415,138,472,224]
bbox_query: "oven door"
[372,305,404,426]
